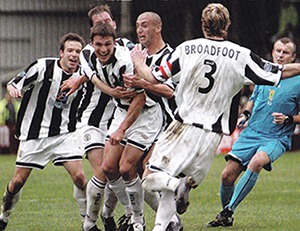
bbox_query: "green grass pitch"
[0,152,299,230]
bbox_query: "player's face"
[92,12,116,29]
[272,41,296,65]
[59,40,82,73]
[136,14,157,47]
[92,35,116,65]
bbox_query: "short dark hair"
[59,33,86,51]
[90,23,116,42]
[88,5,114,27]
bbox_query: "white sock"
[143,189,179,224]
[125,176,144,224]
[109,176,131,216]
[170,213,180,223]
[74,184,87,223]
[144,189,159,211]
[101,183,118,218]
[142,171,180,192]
[153,190,176,231]
[83,176,105,230]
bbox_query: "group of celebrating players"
[1,3,300,231]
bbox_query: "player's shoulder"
[116,37,135,50]
[36,57,58,68]
[115,45,131,56]
[82,43,94,51]
[151,43,173,59]
[161,43,174,55]
[162,43,173,52]
[114,46,132,64]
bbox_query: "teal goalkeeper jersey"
[248,76,300,137]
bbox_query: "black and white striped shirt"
[77,39,136,129]
[82,45,158,111]
[145,44,178,128]
[8,58,82,140]
[153,38,283,135]
[80,38,134,81]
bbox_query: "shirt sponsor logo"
[48,91,70,109]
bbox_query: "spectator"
[0,92,20,154]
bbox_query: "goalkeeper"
[206,37,300,227]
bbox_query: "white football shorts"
[77,122,108,153]
[16,131,84,169]
[147,120,222,184]
[107,103,163,151]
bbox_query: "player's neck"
[205,35,224,41]
[147,39,166,56]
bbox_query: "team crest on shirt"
[83,133,91,141]
[108,75,117,86]
[268,89,275,100]
[48,91,70,109]
[263,62,273,72]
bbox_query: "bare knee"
[72,170,86,188]
[119,161,135,181]
[221,160,243,186]
[248,153,269,173]
[102,161,117,178]
[221,169,234,186]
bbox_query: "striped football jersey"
[8,58,82,140]
[152,38,283,135]
[77,38,136,129]
[145,44,178,127]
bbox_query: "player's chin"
[68,60,78,67]
[276,60,284,65]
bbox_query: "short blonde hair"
[201,3,231,38]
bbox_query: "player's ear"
[292,53,296,62]
[156,23,162,33]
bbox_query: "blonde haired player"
[127,3,300,231]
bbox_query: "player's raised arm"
[281,63,300,79]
